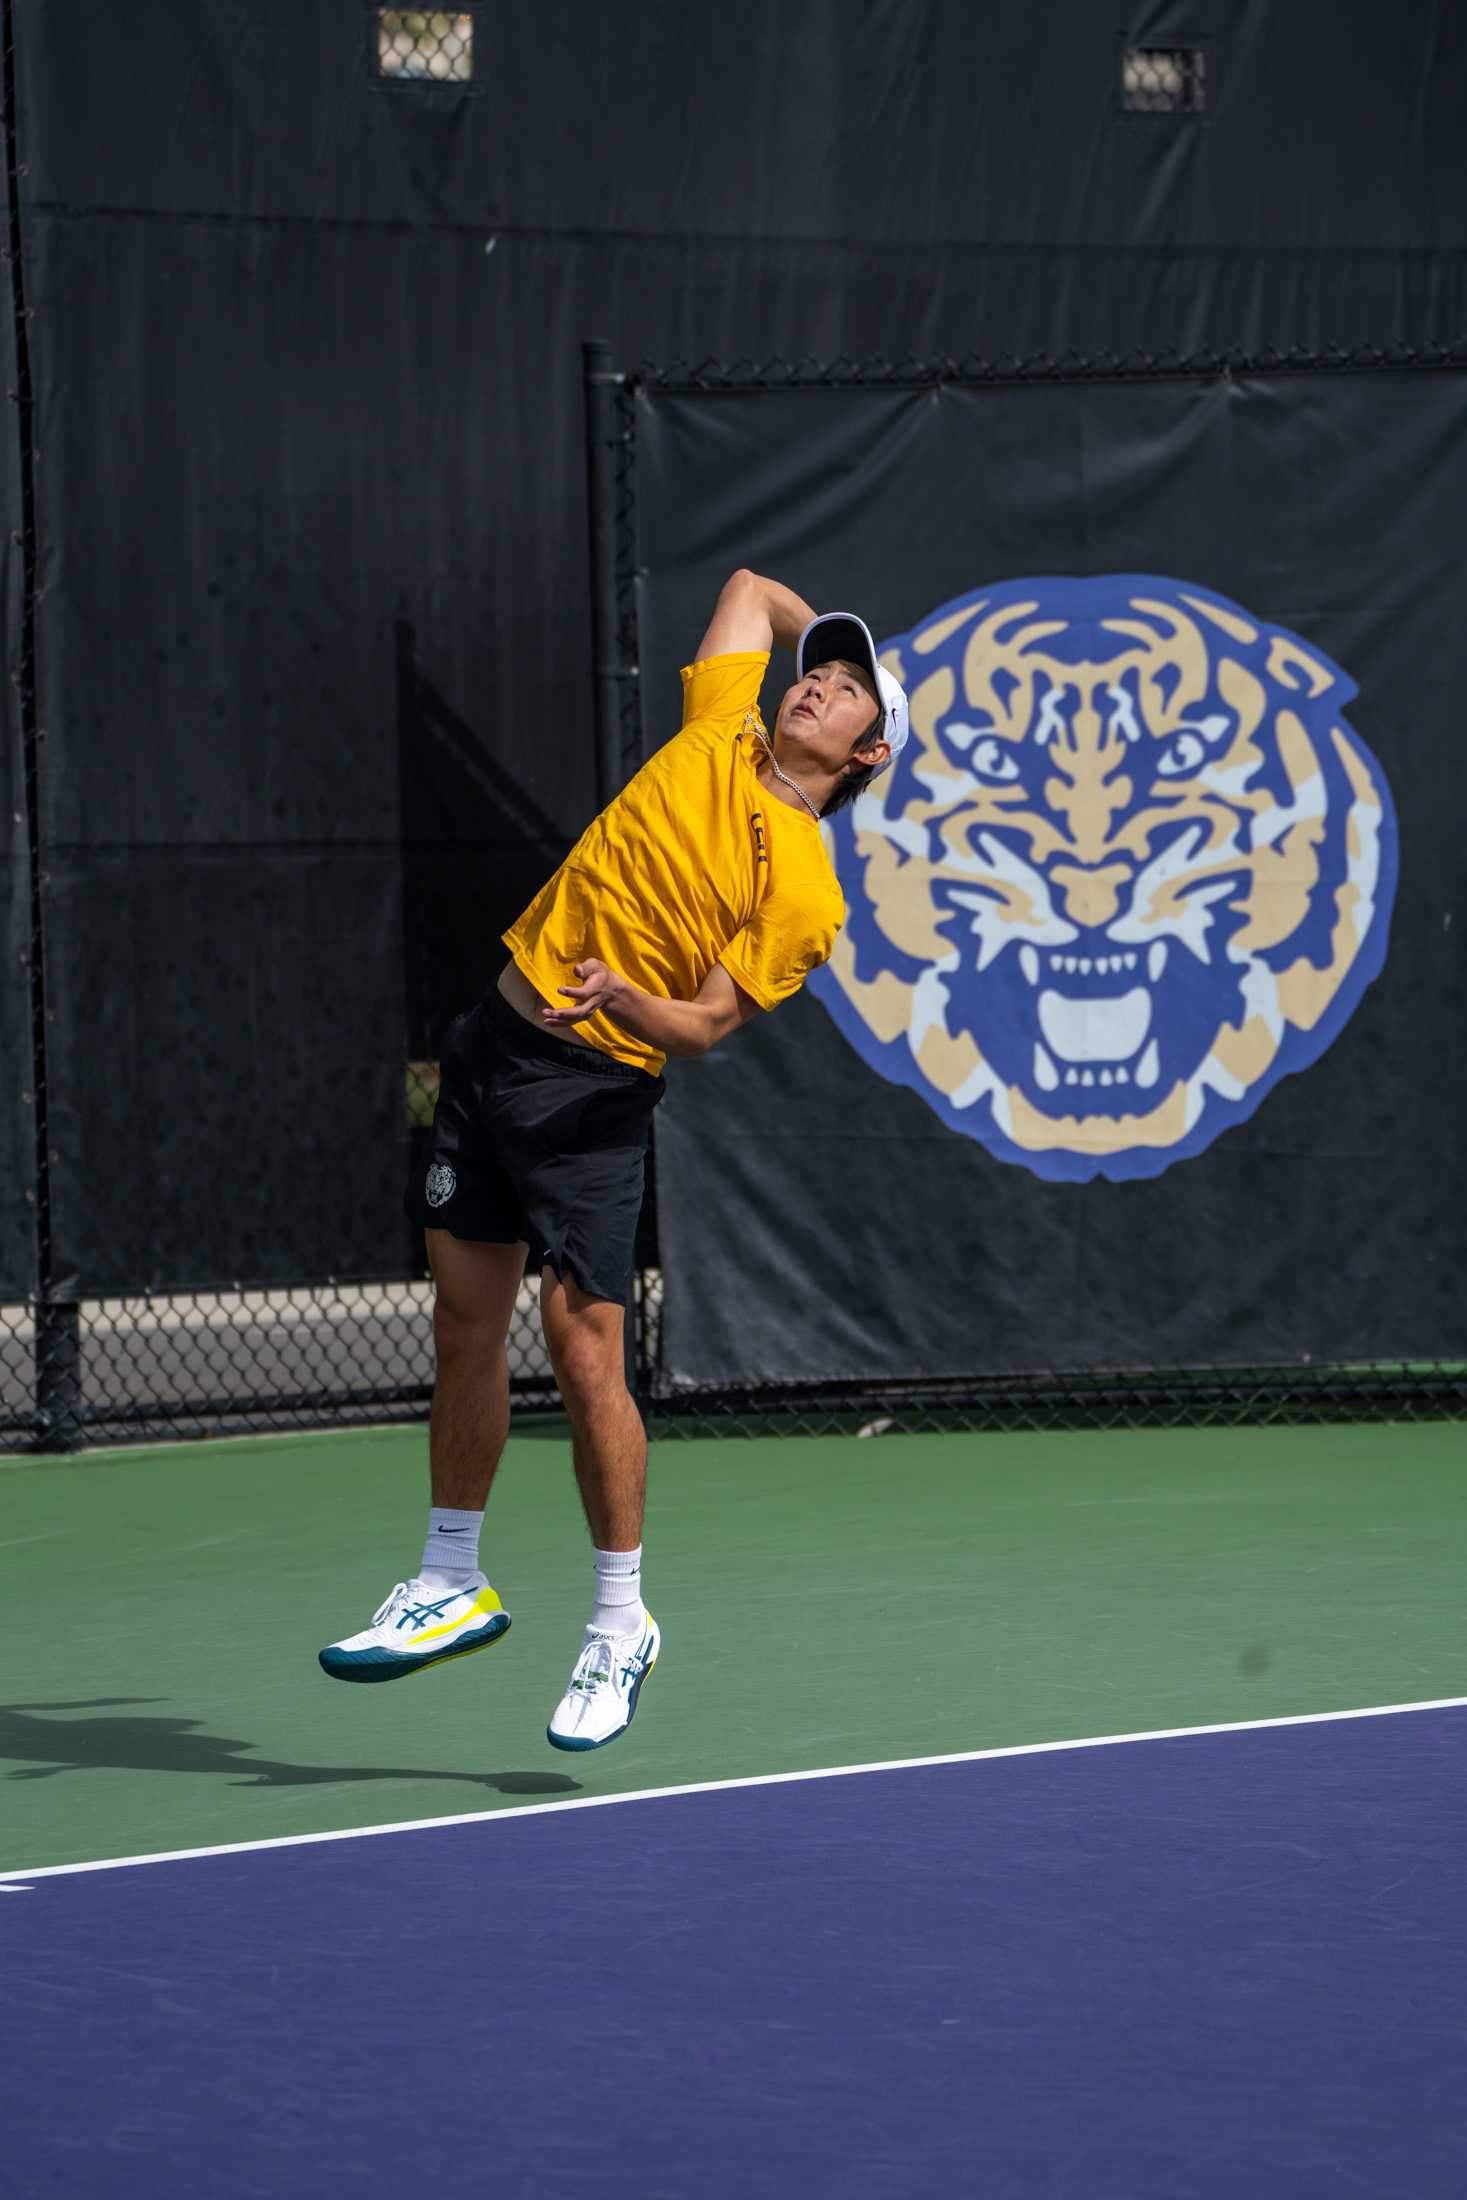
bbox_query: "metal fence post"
[2,0,78,1451]
[35,1300,80,1449]
[583,338,631,808]
[582,339,650,1406]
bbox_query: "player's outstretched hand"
[544,958,626,1026]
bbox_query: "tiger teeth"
[1046,950,1145,977]
[1060,1063,1133,1092]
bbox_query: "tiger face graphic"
[812,576,1398,1183]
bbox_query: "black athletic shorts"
[404,981,664,1306]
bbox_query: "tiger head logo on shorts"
[425,1161,456,1209]
[810,576,1398,1182]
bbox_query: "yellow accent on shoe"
[406,1628,508,1673]
[407,1584,504,1648]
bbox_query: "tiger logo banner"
[812,576,1398,1183]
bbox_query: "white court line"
[3,1693,1464,1888]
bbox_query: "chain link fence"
[1120,47,1208,115]
[375,9,476,85]
[2,303,1464,1447]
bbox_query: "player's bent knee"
[558,1366,630,1426]
[548,1329,627,1417]
[432,1295,506,1356]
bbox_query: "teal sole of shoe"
[544,1726,606,1753]
[318,1615,511,1684]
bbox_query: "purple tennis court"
[4,1704,1464,2199]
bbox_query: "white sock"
[419,1507,484,1587]
[588,1544,644,1637]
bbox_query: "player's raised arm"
[693,568,817,660]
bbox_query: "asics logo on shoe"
[321,1578,509,1685]
[397,1591,467,1630]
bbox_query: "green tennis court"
[5,1417,1462,1876]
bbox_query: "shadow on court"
[0,1701,582,1797]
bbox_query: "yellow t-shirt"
[503,652,845,1074]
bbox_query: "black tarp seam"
[22,200,1467,265]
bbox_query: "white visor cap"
[796,612,909,775]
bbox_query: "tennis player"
[320,570,909,1749]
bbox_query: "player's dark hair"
[819,706,887,819]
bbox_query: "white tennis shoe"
[546,1613,661,1752]
[318,1573,510,1683]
